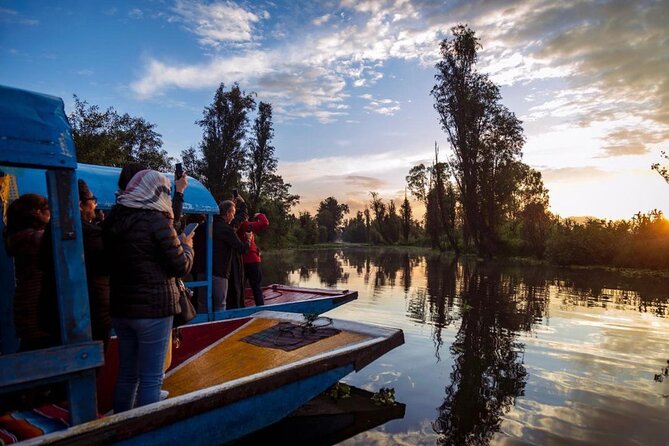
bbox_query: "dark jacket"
[212,217,249,278]
[81,220,111,344]
[5,228,60,351]
[103,205,194,319]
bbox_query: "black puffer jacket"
[103,205,193,319]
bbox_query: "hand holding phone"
[175,163,184,180]
[183,222,199,236]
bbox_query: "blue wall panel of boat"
[7,163,220,214]
[116,365,355,446]
[0,85,76,169]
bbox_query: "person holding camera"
[236,201,269,306]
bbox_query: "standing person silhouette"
[236,198,269,306]
[211,200,249,310]
[103,169,193,412]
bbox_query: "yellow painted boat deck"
[163,317,370,397]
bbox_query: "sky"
[1,0,668,220]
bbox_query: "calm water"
[260,247,669,446]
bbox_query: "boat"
[0,85,404,445]
[9,311,403,445]
[237,385,406,445]
[8,163,357,326]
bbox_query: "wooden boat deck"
[13,311,403,446]
[164,317,370,397]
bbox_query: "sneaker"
[160,390,169,400]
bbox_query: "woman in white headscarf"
[103,169,194,412]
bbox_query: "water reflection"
[432,263,543,445]
[261,248,669,445]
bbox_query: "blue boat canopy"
[7,163,219,214]
[0,85,77,169]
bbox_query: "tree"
[432,144,459,253]
[652,150,669,183]
[316,197,349,242]
[432,25,526,258]
[342,211,369,243]
[295,211,319,245]
[197,83,256,201]
[180,146,205,182]
[69,95,172,170]
[368,192,401,244]
[406,151,459,252]
[254,173,300,248]
[246,101,278,211]
[400,192,412,242]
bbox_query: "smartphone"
[175,163,183,180]
[183,222,198,236]
[232,189,238,198]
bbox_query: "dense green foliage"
[316,197,349,242]
[194,83,256,201]
[69,96,172,171]
[246,102,278,211]
[69,85,300,249]
[431,25,544,258]
[544,211,669,269]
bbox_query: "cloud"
[128,8,143,20]
[0,7,38,25]
[540,166,611,183]
[360,93,401,116]
[129,0,668,156]
[131,0,447,117]
[312,14,330,26]
[343,175,388,189]
[171,0,265,47]
[278,149,428,213]
[451,0,669,157]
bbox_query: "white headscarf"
[117,170,173,218]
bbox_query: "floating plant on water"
[326,382,351,400]
[371,387,396,406]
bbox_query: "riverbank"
[265,243,669,278]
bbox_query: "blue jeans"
[245,262,264,306]
[112,316,173,412]
[212,275,228,311]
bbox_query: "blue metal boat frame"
[0,85,102,425]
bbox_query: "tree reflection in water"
[260,248,669,445]
[432,262,546,446]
